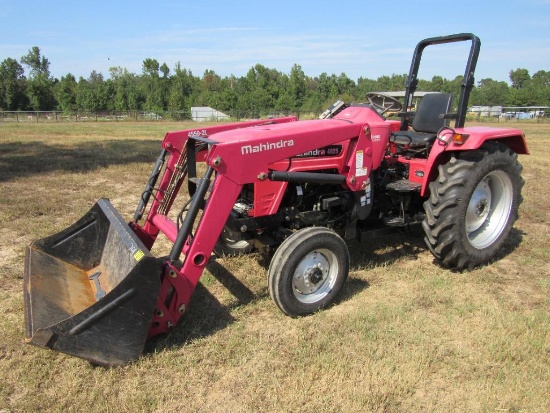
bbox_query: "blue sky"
[1,0,549,84]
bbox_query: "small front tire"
[268,227,349,317]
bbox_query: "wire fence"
[1,108,548,123]
[0,109,298,123]
[0,111,190,123]
[467,107,548,122]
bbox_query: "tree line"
[1,46,549,117]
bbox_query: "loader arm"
[132,116,298,249]
[145,117,383,337]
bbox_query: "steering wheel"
[365,93,403,116]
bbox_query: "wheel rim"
[292,248,338,304]
[465,170,513,249]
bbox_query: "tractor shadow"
[145,225,524,354]
[497,227,525,260]
[336,226,428,303]
[349,225,427,269]
[146,229,429,353]
[346,225,525,275]
[145,258,258,355]
[147,229,428,354]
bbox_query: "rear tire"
[213,226,254,257]
[422,142,524,270]
[268,227,349,317]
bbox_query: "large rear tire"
[422,142,524,270]
[268,227,349,317]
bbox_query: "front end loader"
[24,33,528,366]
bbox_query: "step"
[385,179,422,193]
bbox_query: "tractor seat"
[391,93,454,148]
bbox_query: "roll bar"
[401,33,481,129]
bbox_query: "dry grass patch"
[0,121,548,412]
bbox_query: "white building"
[468,106,503,117]
[191,107,230,122]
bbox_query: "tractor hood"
[202,106,390,185]
[207,119,364,185]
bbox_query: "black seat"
[391,93,454,148]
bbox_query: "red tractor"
[24,33,528,365]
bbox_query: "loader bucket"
[24,199,162,366]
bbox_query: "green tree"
[168,63,197,113]
[508,85,538,106]
[76,71,112,112]
[109,66,130,111]
[475,78,509,106]
[217,75,239,113]
[110,66,145,111]
[337,73,355,96]
[448,75,465,103]
[429,75,447,92]
[0,57,28,110]
[509,68,530,89]
[142,58,160,77]
[20,47,55,110]
[317,73,339,103]
[355,76,377,100]
[160,63,170,78]
[54,73,78,112]
[531,70,550,87]
[531,70,550,105]
[240,64,284,114]
[141,58,166,111]
[287,64,307,111]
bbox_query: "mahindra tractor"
[24,33,528,365]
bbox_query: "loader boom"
[140,111,394,338]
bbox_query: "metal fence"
[0,110,298,123]
[3,109,546,124]
[467,106,548,122]
[0,111,194,123]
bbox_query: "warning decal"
[355,150,368,177]
[133,250,145,262]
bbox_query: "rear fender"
[421,126,528,196]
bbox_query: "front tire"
[268,227,349,317]
[423,142,524,270]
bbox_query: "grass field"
[0,120,548,412]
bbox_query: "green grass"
[0,121,548,412]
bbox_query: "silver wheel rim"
[465,170,513,249]
[292,248,338,304]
